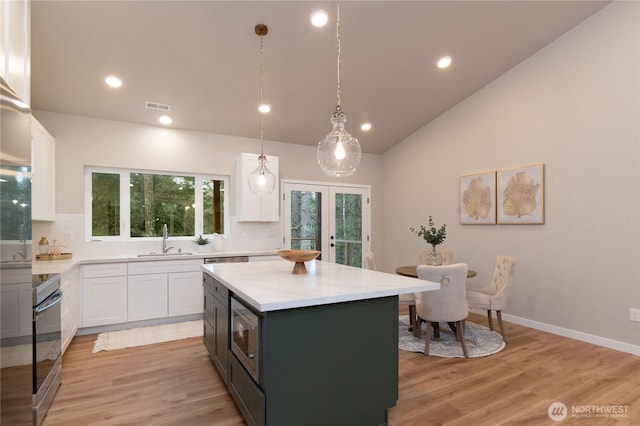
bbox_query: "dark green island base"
[204,273,399,426]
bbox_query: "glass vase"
[426,246,442,266]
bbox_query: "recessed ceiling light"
[258,103,271,114]
[437,56,452,69]
[310,10,328,27]
[105,75,122,88]
[361,122,372,131]
[159,115,172,125]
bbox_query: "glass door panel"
[330,188,367,267]
[284,182,370,266]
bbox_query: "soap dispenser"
[38,237,50,255]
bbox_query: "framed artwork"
[459,171,496,224]
[497,163,545,224]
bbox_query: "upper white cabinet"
[1,0,30,103]
[31,117,56,221]
[236,152,279,222]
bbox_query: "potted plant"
[193,235,210,252]
[410,216,447,265]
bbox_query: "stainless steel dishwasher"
[204,256,249,264]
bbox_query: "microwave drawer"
[229,353,265,426]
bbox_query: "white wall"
[32,111,384,256]
[382,1,640,348]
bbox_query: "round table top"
[395,265,477,279]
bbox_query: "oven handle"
[34,289,63,317]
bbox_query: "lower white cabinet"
[0,268,32,338]
[128,273,168,321]
[61,266,79,354]
[168,271,203,317]
[81,263,128,328]
[127,259,202,322]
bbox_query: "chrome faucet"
[162,224,173,253]
[16,224,27,260]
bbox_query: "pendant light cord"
[259,32,266,170]
[336,0,342,111]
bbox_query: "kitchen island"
[202,259,439,426]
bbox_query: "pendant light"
[248,24,276,195]
[317,0,361,177]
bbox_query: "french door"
[283,181,370,267]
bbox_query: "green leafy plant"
[410,216,447,250]
[193,234,210,245]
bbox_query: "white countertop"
[202,259,439,312]
[30,249,280,275]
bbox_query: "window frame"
[84,166,229,242]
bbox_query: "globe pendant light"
[317,0,361,177]
[248,24,276,195]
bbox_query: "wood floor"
[42,312,639,425]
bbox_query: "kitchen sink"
[137,252,194,257]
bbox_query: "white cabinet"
[0,267,32,338]
[0,0,30,103]
[31,117,56,221]
[128,274,168,321]
[168,271,203,317]
[127,259,202,321]
[61,266,79,354]
[81,263,127,327]
[236,152,279,222]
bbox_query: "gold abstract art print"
[497,164,545,224]
[459,171,496,224]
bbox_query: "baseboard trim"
[501,312,640,356]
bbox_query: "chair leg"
[433,322,441,340]
[496,310,507,343]
[409,305,416,331]
[413,317,422,338]
[487,310,494,331]
[457,320,469,358]
[424,321,432,355]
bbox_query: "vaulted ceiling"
[31,1,609,154]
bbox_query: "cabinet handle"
[249,353,255,359]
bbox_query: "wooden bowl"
[278,250,321,274]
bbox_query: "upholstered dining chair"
[466,255,516,342]
[414,263,470,358]
[418,249,454,265]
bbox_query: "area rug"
[92,320,203,353]
[398,315,505,358]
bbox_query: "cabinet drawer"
[82,263,127,278]
[229,353,265,426]
[204,274,229,304]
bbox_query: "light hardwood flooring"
[42,312,640,425]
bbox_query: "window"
[86,167,228,241]
[0,165,32,241]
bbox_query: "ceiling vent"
[145,101,171,111]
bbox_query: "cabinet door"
[31,117,56,221]
[1,283,32,338]
[61,267,79,354]
[213,295,229,384]
[128,274,168,321]
[82,276,128,327]
[168,271,202,317]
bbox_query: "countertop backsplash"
[31,213,282,261]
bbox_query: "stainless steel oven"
[32,273,62,425]
[230,296,260,384]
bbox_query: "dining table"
[395,265,477,279]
